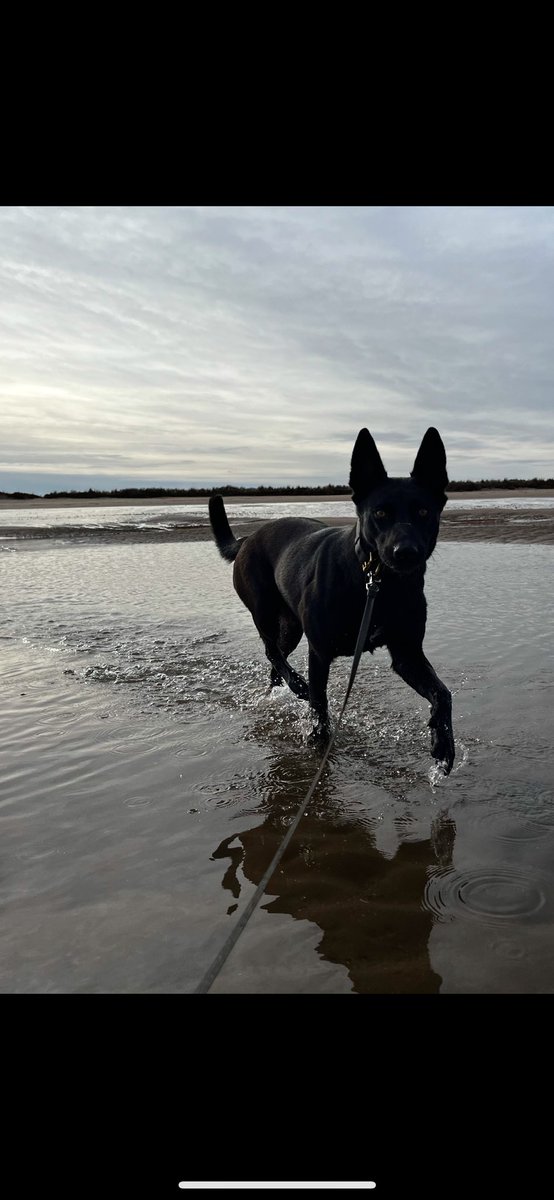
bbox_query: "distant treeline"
[2,478,554,500]
[448,477,554,491]
[41,484,352,499]
[0,491,40,499]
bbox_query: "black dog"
[209,427,455,774]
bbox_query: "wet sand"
[2,504,554,545]
[438,508,554,544]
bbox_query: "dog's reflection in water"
[209,752,456,994]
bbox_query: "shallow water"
[1,518,553,992]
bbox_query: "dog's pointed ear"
[349,428,388,504]
[411,427,448,496]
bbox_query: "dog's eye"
[374,509,387,518]
[419,508,428,517]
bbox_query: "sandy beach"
[1,491,554,544]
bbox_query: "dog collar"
[355,519,378,569]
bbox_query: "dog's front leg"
[388,643,455,774]
[308,646,331,740]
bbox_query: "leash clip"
[365,574,380,596]
[362,555,381,595]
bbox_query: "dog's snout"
[392,542,420,569]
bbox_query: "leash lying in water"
[194,556,382,994]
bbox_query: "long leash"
[194,558,381,994]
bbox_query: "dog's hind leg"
[388,643,455,774]
[262,632,310,701]
[233,557,309,701]
[250,603,309,700]
[269,612,304,689]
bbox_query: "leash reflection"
[207,741,456,994]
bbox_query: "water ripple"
[423,867,547,924]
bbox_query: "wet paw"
[430,722,455,774]
[308,719,331,745]
[289,673,310,702]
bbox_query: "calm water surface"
[1,510,553,992]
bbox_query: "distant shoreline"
[1,487,554,511]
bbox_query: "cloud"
[1,205,553,491]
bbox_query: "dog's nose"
[392,543,420,569]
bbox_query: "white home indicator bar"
[178,1185,377,1191]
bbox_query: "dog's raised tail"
[208,495,244,562]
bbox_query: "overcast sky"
[1,205,553,493]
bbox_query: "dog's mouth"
[381,549,425,575]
